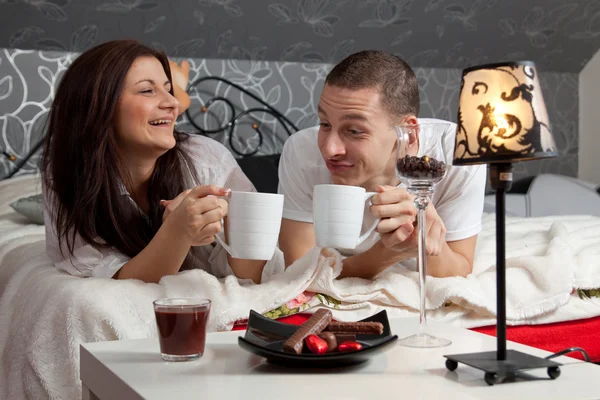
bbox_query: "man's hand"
[370,185,446,256]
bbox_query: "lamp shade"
[453,61,557,165]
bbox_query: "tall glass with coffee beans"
[394,122,453,348]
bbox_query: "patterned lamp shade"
[453,61,557,165]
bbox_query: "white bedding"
[1,174,600,400]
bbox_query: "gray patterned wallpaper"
[0,0,598,73]
[0,49,578,182]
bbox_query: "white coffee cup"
[313,184,380,250]
[215,191,284,260]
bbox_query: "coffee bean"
[397,155,446,180]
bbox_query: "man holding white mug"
[277,50,487,279]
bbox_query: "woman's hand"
[160,189,190,222]
[161,185,230,246]
[114,185,230,283]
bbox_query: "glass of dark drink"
[153,298,211,362]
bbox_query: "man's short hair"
[325,50,420,121]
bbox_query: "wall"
[579,48,600,185]
[0,0,598,73]
[0,48,579,181]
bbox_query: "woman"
[41,40,280,284]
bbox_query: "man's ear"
[403,115,418,126]
[397,114,419,147]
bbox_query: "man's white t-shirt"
[277,118,487,257]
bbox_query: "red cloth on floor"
[234,313,600,362]
[472,316,600,362]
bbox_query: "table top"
[81,317,600,400]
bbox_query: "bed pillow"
[10,193,44,225]
[236,154,281,194]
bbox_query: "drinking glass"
[153,298,211,361]
[395,123,452,348]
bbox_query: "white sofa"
[484,174,600,217]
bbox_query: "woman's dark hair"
[41,40,197,259]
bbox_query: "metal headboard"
[1,139,43,180]
[1,76,300,179]
[184,76,299,157]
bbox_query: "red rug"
[472,316,600,362]
[234,314,600,362]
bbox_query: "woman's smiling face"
[113,56,180,158]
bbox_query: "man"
[277,50,486,279]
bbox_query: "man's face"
[317,84,400,190]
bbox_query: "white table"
[80,318,600,400]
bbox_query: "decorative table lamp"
[443,61,561,385]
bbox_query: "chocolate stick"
[325,321,384,335]
[282,309,333,354]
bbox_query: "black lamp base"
[444,350,562,385]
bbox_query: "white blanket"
[1,174,600,400]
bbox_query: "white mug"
[313,184,380,250]
[215,191,284,260]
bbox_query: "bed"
[2,69,600,400]
[183,76,600,366]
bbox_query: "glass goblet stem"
[414,194,430,336]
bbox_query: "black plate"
[238,309,398,368]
